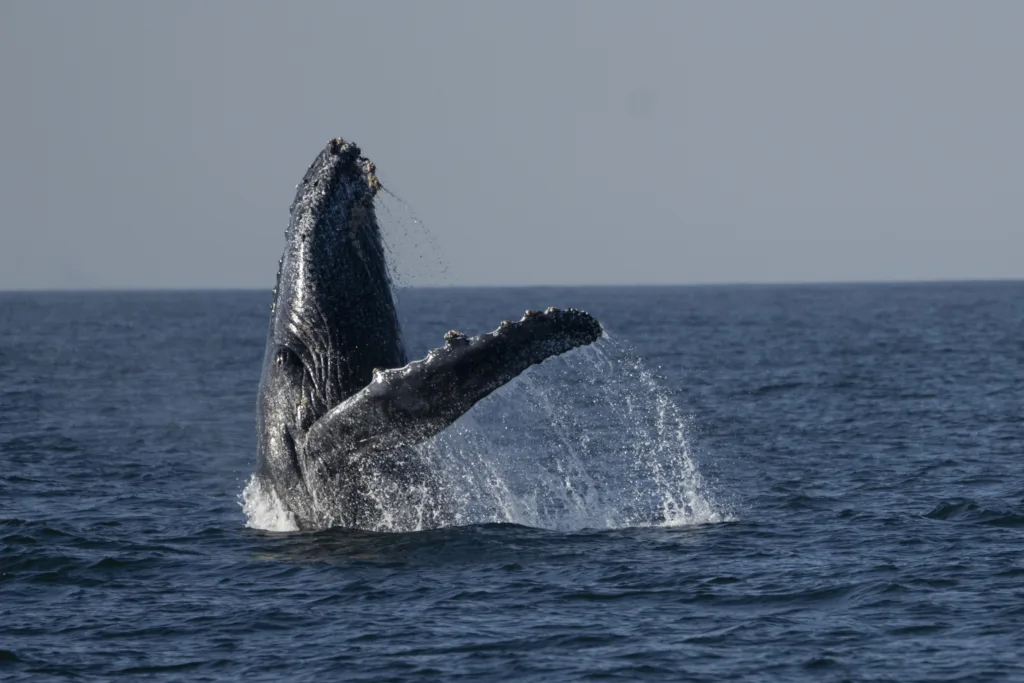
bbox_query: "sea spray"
[242,333,731,532]
[414,334,730,531]
[375,189,450,290]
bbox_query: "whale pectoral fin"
[303,307,603,459]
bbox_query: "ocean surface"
[2,282,1022,681]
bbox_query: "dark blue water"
[2,283,1022,681]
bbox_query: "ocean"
[1,282,1022,681]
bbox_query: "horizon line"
[1,276,1022,295]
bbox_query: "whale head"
[262,139,406,435]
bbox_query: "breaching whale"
[256,138,603,530]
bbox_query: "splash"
[242,334,731,532]
[410,334,730,531]
[241,476,299,533]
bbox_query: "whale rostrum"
[256,138,603,529]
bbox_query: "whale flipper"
[302,307,602,465]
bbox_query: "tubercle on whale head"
[333,138,382,196]
[288,138,381,220]
[326,137,383,195]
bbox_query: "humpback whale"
[256,138,602,530]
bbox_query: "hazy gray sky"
[2,1,1022,288]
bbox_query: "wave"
[924,498,1024,528]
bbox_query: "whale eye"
[274,347,301,370]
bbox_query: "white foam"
[240,476,299,532]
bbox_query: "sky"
[1,1,1022,289]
